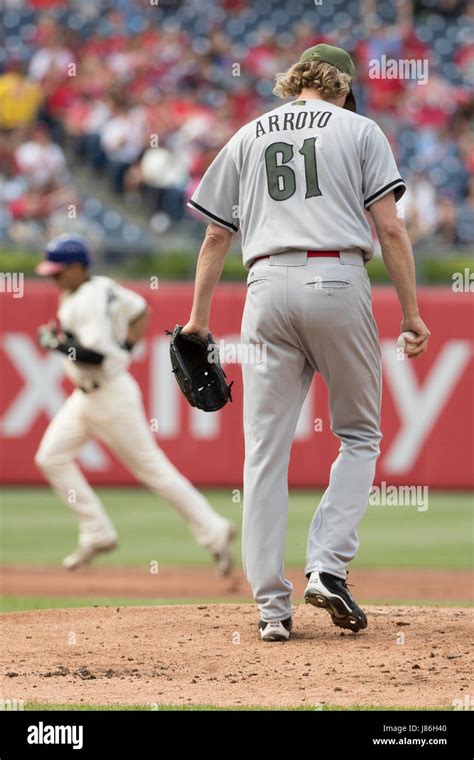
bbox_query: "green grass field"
[1,487,472,614]
[1,487,472,568]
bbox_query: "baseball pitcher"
[35,234,235,573]
[182,44,430,641]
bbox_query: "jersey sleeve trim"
[187,200,238,232]
[365,179,406,208]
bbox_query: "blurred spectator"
[8,184,76,222]
[402,173,438,244]
[0,136,26,205]
[456,178,474,245]
[15,124,68,188]
[100,94,146,193]
[64,92,111,169]
[404,74,466,131]
[245,29,283,79]
[29,27,75,82]
[1,122,77,246]
[0,64,42,130]
[435,196,458,245]
[125,145,188,222]
[412,128,468,200]
[356,26,407,115]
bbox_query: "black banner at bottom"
[1,709,472,758]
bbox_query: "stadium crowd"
[0,0,473,250]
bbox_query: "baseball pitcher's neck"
[298,89,346,108]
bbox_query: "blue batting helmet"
[36,234,92,276]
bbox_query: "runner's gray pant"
[241,250,382,622]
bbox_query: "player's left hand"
[181,320,210,340]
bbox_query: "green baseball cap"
[299,43,357,112]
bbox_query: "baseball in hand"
[397,330,418,354]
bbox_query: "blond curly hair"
[273,60,352,100]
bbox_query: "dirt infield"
[2,565,473,603]
[2,604,472,708]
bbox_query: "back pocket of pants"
[302,277,356,328]
[304,278,351,290]
[247,274,271,295]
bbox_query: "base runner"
[35,234,235,573]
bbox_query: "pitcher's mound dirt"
[2,604,472,709]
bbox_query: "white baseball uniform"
[188,98,406,621]
[35,275,230,556]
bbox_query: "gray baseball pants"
[240,250,382,622]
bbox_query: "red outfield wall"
[1,280,473,487]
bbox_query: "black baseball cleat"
[259,616,292,642]
[304,571,367,632]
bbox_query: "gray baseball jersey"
[188,99,406,268]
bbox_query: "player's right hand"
[400,315,431,358]
[37,324,60,351]
[181,320,210,340]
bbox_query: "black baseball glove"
[168,325,233,412]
